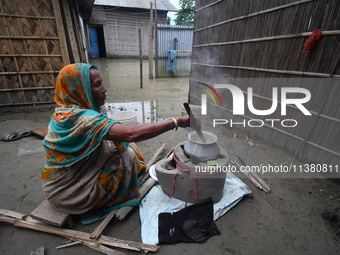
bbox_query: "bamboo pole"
[69,5,84,63]
[139,28,143,88]
[191,62,340,78]
[0,35,59,40]
[0,101,55,107]
[195,0,314,30]
[0,71,59,75]
[193,30,340,47]
[149,2,153,79]
[189,93,340,158]
[195,0,223,13]
[0,87,55,92]
[0,13,55,19]
[52,0,70,65]
[0,54,62,57]
[154,0,158,78]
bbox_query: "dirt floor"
[0,103,339,255]
[1,59,339,254]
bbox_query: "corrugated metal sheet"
[157,24,193,57]
[157,24,193,77]
[94,0,178,12]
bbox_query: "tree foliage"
[175,0,195,26]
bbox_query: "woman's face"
[90,68,106,109]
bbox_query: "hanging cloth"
[302,29,322,55]
[167,50,177,71]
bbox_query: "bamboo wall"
[189,0,340,170]
[0,0,87,106]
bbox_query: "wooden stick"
[90,209,118,240]
[65,236,126,255]
[146,143,167,168]
[230,160,269,193]
[78,240,126,255]
[56,240,82,249]
[250,172,271,193]
[0,213,159,252]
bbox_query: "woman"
[42,63,192,219]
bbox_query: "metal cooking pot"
[184,131,220,162]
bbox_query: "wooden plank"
[30,128,48,139]
[30,199,73,228]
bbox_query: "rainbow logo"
[197,82,223,106]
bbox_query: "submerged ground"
[0,59,339,254]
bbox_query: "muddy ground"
[0,104,339,255]
[0,59,339,254]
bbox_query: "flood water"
[89,58,190,123]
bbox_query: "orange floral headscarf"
[43,63,128,167]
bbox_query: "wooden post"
[154,0,158,78]
[172,38,178,77]
[139,28,143,88]
[52,0,70,65]
[149,2,153,79]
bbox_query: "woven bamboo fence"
[0,0,87,106]
[189,0,340,172]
